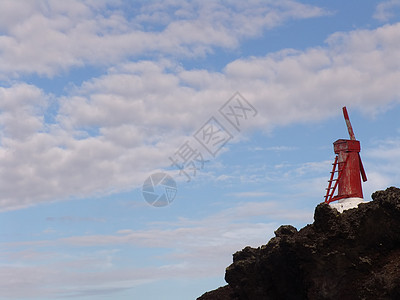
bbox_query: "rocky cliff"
[198,187,400,300]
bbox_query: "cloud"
[0,83,47,140]
[225,23,400,124]
[249,145,298,152]
[362,137,400,197]
[0,199,311,298]
[0,0,328,79]
[374,0,400,22]
[229,191,271,197]
[46,216,106,222]
[2,15,400,211]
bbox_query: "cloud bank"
[1,1,400,211]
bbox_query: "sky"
[1,0,400,299]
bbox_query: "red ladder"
[324,156,348,204]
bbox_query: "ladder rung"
[324,156,340,202]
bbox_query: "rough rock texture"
[197,285,234,300]
[197,187,400,300]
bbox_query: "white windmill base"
[329,197,366,213]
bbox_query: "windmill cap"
[333,139,360,153]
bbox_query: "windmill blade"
[342,106,356,140]
[358,153,367,182]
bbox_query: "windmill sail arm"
[358,154,367,182]
[342,106,356,140]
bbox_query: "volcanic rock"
[197,187,400,300]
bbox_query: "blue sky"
[1,0,400,299]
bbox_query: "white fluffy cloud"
[0,0,330,210]
[2,20,400,211]
[0,0,328,78]
[225,22,400,124]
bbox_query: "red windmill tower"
[324,107,367,212]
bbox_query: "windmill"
[324,107,367,212]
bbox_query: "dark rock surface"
[197,187,400,300]
[197,285,234,300]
